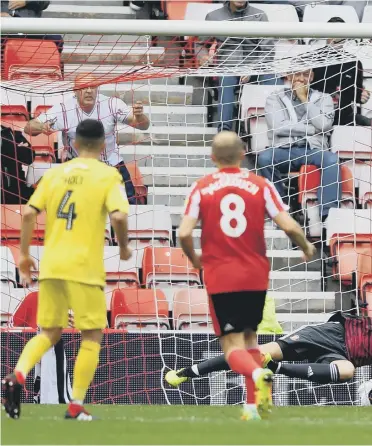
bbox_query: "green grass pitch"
[2,405,372,445]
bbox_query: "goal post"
[1,15,372,406]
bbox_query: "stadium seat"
[162,0,211,20]
[298,165,355,238]
[11,291,38,329]
[110,288,169,330]
[331,126,372,160]
[1,247,17,286]
[360,274,372,317]
[357,248,372,288]
[33,105,53,118]
[142,247,201,288]
[362,5,372,23]
[249,3,299,22]
[240,85,277,153]
[126,161,147,204]
[1,205,46,241]
[303,5,359,24]
[173,288,211,331]
[0,105,29,131]
[104,246,140,288]
[4,39,62,80]
[330,236,372,284]
[184,2,220,21]
[326,208,372,245]
[127,205,172,259]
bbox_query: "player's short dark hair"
[328,16,345,23]
[212,131,244,165]
[75,119,105,150]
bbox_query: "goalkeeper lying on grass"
[166,310,372,401]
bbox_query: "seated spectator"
[311,17,371,127]
[24,73,150,204]
[257,68,340,223]
[196,1,280,132]
[289,1,367,21]
[1,124,34,204]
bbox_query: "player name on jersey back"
[184,167,287,295]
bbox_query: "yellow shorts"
[37,279,107,330]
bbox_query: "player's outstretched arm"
[19,205,38,285]
[273,211,316,262]
[179,215,201,269]
[24,118,54,136]
[110,211,131,261]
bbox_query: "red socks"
[227,349,261,377]
[246,348,262,404]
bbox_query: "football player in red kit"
[178,131,315,420]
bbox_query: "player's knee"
[41,327,62,345]
[322,151,338,167]
[81,329,103,345]
[333,361,355,382]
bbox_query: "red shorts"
[209,290,266,337]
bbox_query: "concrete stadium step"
[64,34,150,47]
[100,84,194,105]
[273,292,336,313]
[118,126,216,145]
[137,106,207,127]
[120,145,211,159]
[44,4,135,19]
[62,45,164,66]
[276,312,329,332]
[138,167,215,187]
[269,271,322,293]
[175,227,291,251]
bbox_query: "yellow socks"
[72,340,101,403]
[15,333,53,382]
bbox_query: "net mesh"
[1,22,372,406]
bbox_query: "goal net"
[1,13,372,406]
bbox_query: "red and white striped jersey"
[38,94,131,166]
[184,167,287,294]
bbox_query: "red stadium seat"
[104,247,140,288]
[33,105,53,118]
[126,161,147,204]
[0,105,29,132]
[110,288,169,329]
[11,291,38,329]
[1,205,46,241]
[329,234,372,284]
[142,247,201,288]
[161,0,211,20]
[173,288,211,331]
[298,164,354,206]
[357,250,372,316]
[4,39,62,80]
[360,274,372,317]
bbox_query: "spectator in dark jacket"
[1,125,34,204]
[311,17,371,126]
[1,0,49,17]
[1,1,63,56]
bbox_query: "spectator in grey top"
[197,1,278,132]
[257,68,340,222]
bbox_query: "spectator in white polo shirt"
[24,73,150,203]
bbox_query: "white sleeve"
[111,97,132,125]
[264,179,289,219]
[37,103,65,131]
[183,182,201,220]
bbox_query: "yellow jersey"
[28,158,129,287]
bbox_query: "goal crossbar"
[2,18,372,39]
